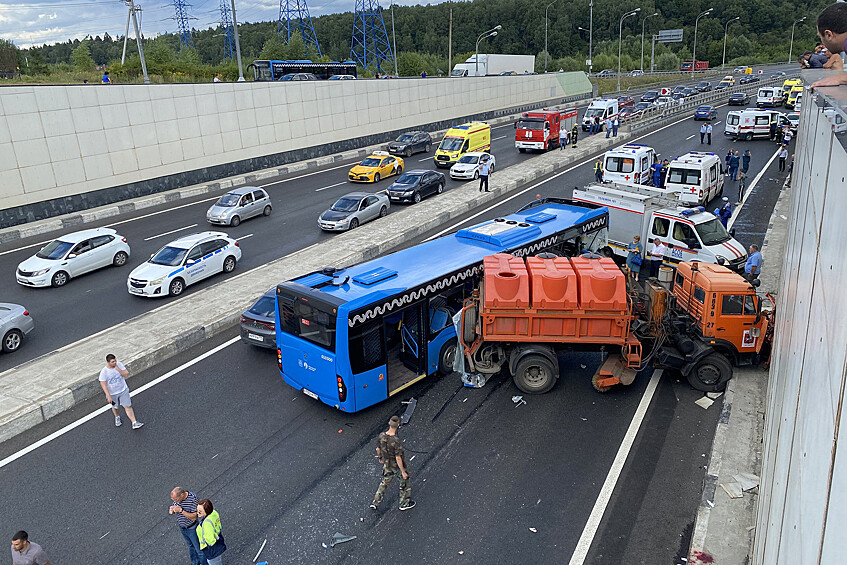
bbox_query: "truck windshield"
[439,136,464,152]
[667,167,701,185]
[517,120,544,130]
[695,217,732,246]
[605,157,634,173]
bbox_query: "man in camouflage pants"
[370,416,416,511]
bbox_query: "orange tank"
[483,253,530,309]
[525,256,578,309]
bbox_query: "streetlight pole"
[618,7,640,91]
[545,0,561,73]
[640,12,658,73]
[230,0,244,80]
[127,0,149,84]
[588,0,594,74]
[789,16,806,64]
[722,16,740,69]
[691,8,713,79]
[475,25,501,75]
[390,2,398,77]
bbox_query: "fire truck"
[514,107,578,152]
[457,252,774,394]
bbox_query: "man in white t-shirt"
[649,238,667,279]
[99,353,144,429]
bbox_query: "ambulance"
[724,108,785,140]
[602,143,656,185]
[756,86,784,108]
[785,85,804,109]
[434,122,491,168]
[581,98,619,131]
[663,152,724,206]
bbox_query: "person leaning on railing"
[811,2,847,88]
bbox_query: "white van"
[794,92,803,112]
[663,152,724,206]
[725,109,784,140]
[602,143,656,185]
[582,99,619,131]
[573,182,749,272]
[756,87,784,108]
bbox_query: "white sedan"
[449,152,496,180]
[16,228,131,288]
[127,231,241,297]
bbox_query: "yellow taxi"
[720,75,735,87]
[348,151,404,183]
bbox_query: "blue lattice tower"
[278,0,322,57]
[351,0,393,73]
[219,0,235,60]
[172,0,194,50]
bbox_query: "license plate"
[303,388,318,400]
[247,333,263,342]
[129,287,142,294]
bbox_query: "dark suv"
[641,90,659,103]
[695,81,712,92]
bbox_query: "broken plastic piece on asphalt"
[706,500,714,508]
[459,550,465,555]
[330,532,358,547]
[401,397,417,424]
[694,396,714,409]
[720,482,744,499]
[511,395,526,407]
[462,398,468,402]
[322,543,328,548]
[338,429,343,433]
[536,499,541,505]
[580,364,587,369]
[410,455,416,461]
[734,472,760,491]
[581,418,588,421]
[529,527,538,533]
[706,391,723,399]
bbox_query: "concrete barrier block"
[0,404,44,444]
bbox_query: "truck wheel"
[513,354,557,394]
[687,353,732,392]
[518,148,526,153]
[438,339,458,376]
[746,132,753,141]
[462,305,477,345]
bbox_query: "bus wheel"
[514,354,557,394]
[438,339,458,375]
[599,246,614,258]
[687,353,732,392]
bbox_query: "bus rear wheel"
[513,354,557,394]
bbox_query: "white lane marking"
[713,121,721,126]
[418,156,434,162]
[99,532,110,540]
[492,135,508,141]
[727,147,781,230]
[143,224,198,241]
[567,369,663,565]
[686,134,696,140]
[315,181,346,192]
[425,110,701,241]
[236,234,254,241]
[0,336,240,470]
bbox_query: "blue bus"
[248,60,358,81]
[274,199,610,412]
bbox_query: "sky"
[0,0,444,48]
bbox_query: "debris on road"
[459,550,464,555]
[512,395,526,407]
[330,532,358,547]
[580,364,587,369]
[529,527,538,533]
[694,396,714,409]
[734,472,760,491]
[401,397,418,424]
[706,391,723,399]
[720,482,744,499]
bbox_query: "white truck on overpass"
[451,54,536,77]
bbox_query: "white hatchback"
[127,232,241,297]
[449,152,496,180]
[16,228,131,288]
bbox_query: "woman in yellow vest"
[196,499,226,564]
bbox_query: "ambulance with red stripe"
[663,152,724,206]
[573,181,748,273]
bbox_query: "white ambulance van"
[581,99,619,131]
[602,143,656,185]
[663,152,724,206]
[756,86,784,108]
[724,109,785,140]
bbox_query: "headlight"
[403,191,413,196]
[714,255,727,266]
[31,267,51,276]
[149,276,166,285]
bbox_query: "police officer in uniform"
[370,416,415,511]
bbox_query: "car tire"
[223,255,237,273]
[473,170,479,180]
[168,278,185,297]
[397,165,403,175]
[406,148,412,157]
[425,143,432,153]
[374,173,380,183]
[2,329,23,353]
[230,215,241,227]
[437,182,444,194]
[746,133,754,141]
[379,206,387,218]
[51,271,69,287]
[349,218,359,230]
[113,251,129,267]
[513,354,557,395]
[263,205,272,216]
[413,192,422,204]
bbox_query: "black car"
[240,289,276,348]
[695,81,712,92]
[740,75,760,84]
[634,101,652,113]
[388,131,432,157]
[714,82,729,90]
[672,85,687,94]
[387,170,446,204]
[728,92,750,105]
[682,87,697,97]
[641,90,659,103]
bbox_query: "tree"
[71,40,95,71]
[656,52,681,71]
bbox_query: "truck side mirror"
[514,122,518,129]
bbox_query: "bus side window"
[350,320,386,374]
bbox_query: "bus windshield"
[278,293,337,351]
[695,217,732,246]
[667,167,701,185]
[439,136,464,152]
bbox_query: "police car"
[449,152,495,180]
[127,232,241,297]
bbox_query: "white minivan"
[663,152,724,206]
[581,99,619,131]
[602,143,656,185]
[756,87,784,108]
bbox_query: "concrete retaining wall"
[0,73,591,227]
[752,78,847,563]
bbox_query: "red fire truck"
[514,107,578,152]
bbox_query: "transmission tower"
[351,0,394,73]
[219,0,235,60]
[171,0,195,50]
[278,0,322,57]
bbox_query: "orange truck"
[458,253,774,394]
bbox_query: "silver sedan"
[207,187,272,227]
[318,192,391,231]
[1,303,35,353]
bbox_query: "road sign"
[657,29,683,43]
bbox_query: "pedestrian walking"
[648,238,666,279]
[612,116,620,137]
[571,124,579,148]
[478,158,491,192]
[700,123,707,144]
[625,235,643,281]
[604,117,612,138]
[742,149,751,174]
[659,159,670,188]
[769,120,777,141]
[724,150,732,174]
[778,146,788,171]
[718,197,732,228]
[370,415,415,511]
[745,244,763,281]
[736,171,747,204]
[99,354,143,429]
[101,71,111,84]
[11,531,50,565]
[594,159,604,183]
[782,128,793,146]
[706,123,713,145]
[213,73,221,83]
[775,126,784,146]
[170,487,208,565]
[196,499,226,565]
[651,158,662,187]
[728,150,740,180]
[559,126,567,150]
